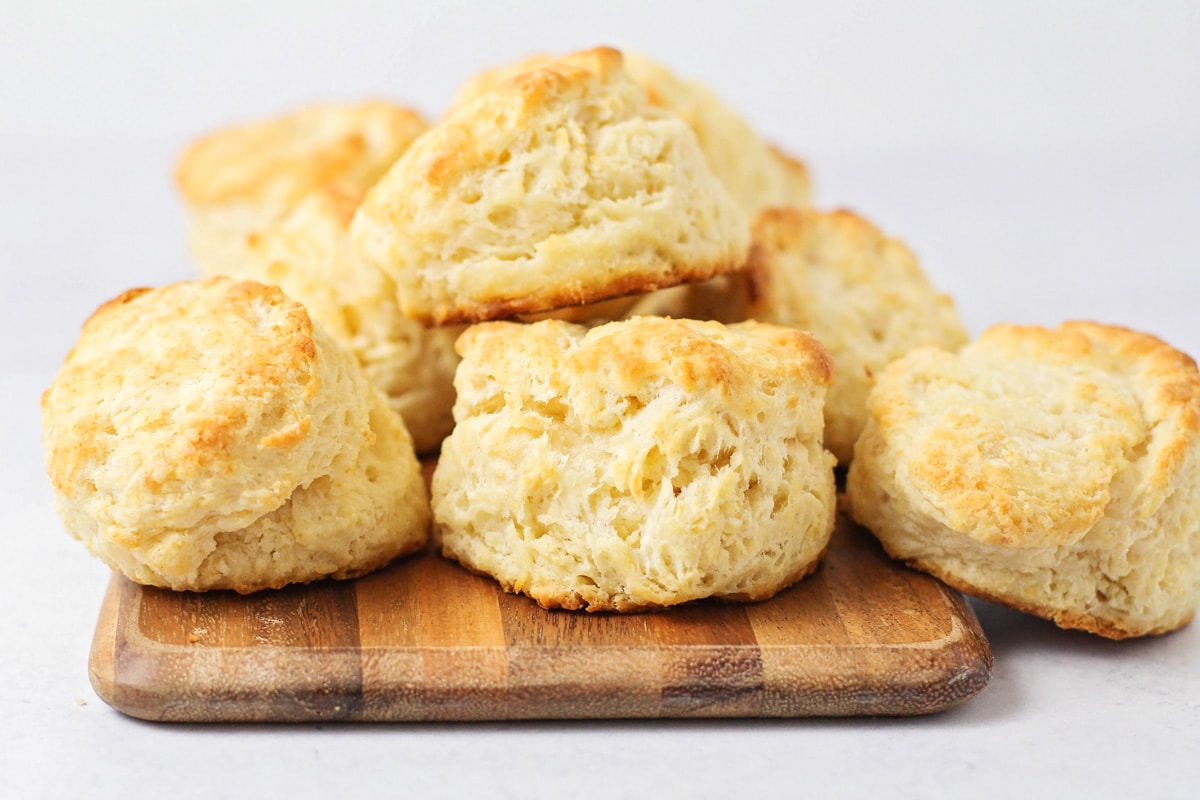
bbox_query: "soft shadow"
[966,596,1188,659]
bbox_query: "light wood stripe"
[652,602,764,717]
[89,516,991,721]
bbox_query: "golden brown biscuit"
[225,186,462,453]
[621,51,812,215]
[454,48,813,215]
[41,277,430,592]
[352,47,750,325]
[846,321,1200,638]
[746,208,968,463]
[432,317,837,612]
[177,101,428,278]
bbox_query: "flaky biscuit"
[432,317,837,612]
[226,186,461,453]
[42,277,430,592]
[352,47,750,325]
[521,273,749,327]
[621,52,812,215]
[454,49,813,215]
[746,208,968,463]
[846,322,1200,638]
[177,101,428,278]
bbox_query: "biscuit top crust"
[453,48,812,215]
[619,51,812,213]
[747,207,937,315]
[450,50,588,108]
[352,47,749,325]
[871,321,1200,548]
[176,101,428,206]
[455,316,833,404]
[396,47,640,197]
[42,276,366,535]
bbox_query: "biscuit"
[41,277,430,592]
[618,273,752,324]
[176,101,428,278]
[520,273,749,327]
[621,51,812,215]
[431,317,837,612]
[454,49,813,215]
[845,322,1200,638]
[223,185,461,453]
[746,208,968,463]
[352,47,750,326]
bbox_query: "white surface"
[2,2,1198,798]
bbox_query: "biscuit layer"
[353,47,750,325]
[42,277,430,592]
[432,317,837,611]
[846,321,1200,638]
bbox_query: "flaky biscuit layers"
[352,47,750,325]
[620,51,812,215]
[454,48,813,216]
[41,277,430,592]
[222,186,462,453]
[846,322,1200,638]
[432,317,837,612]
[177,101,428,278]
[746,208,968,464]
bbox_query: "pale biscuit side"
[54,388,430,592]
[846,321,1200,638]
[621,51,812,215]
[747,207,968,463]
[42,277,430,591]
[432,317,836,612]
[225,186,461,453]
[352,47,750,325]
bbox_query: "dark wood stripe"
[651,601,764,717]
[90,515,991,721]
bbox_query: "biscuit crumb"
[352,47,750,325]
[433,317,837,611]
[846,321,1200,638]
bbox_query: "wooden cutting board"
[88,513,991,722]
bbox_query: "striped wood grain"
[89,515,991,722]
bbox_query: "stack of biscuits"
[42,47,1200,639]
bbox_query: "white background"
[2,2,1198,798]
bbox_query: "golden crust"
[41,277,430,592]
[846,321,1200,638]
[177,101,428,286]
[176,101,428,207]
[456,317,833,398]
[746,207,968,464]
[621,51,813,214]
[433,317,837,612]
[225,185,462,453]
[352,47,750,326]
[453,48,814,215]
[45,278,333,503]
